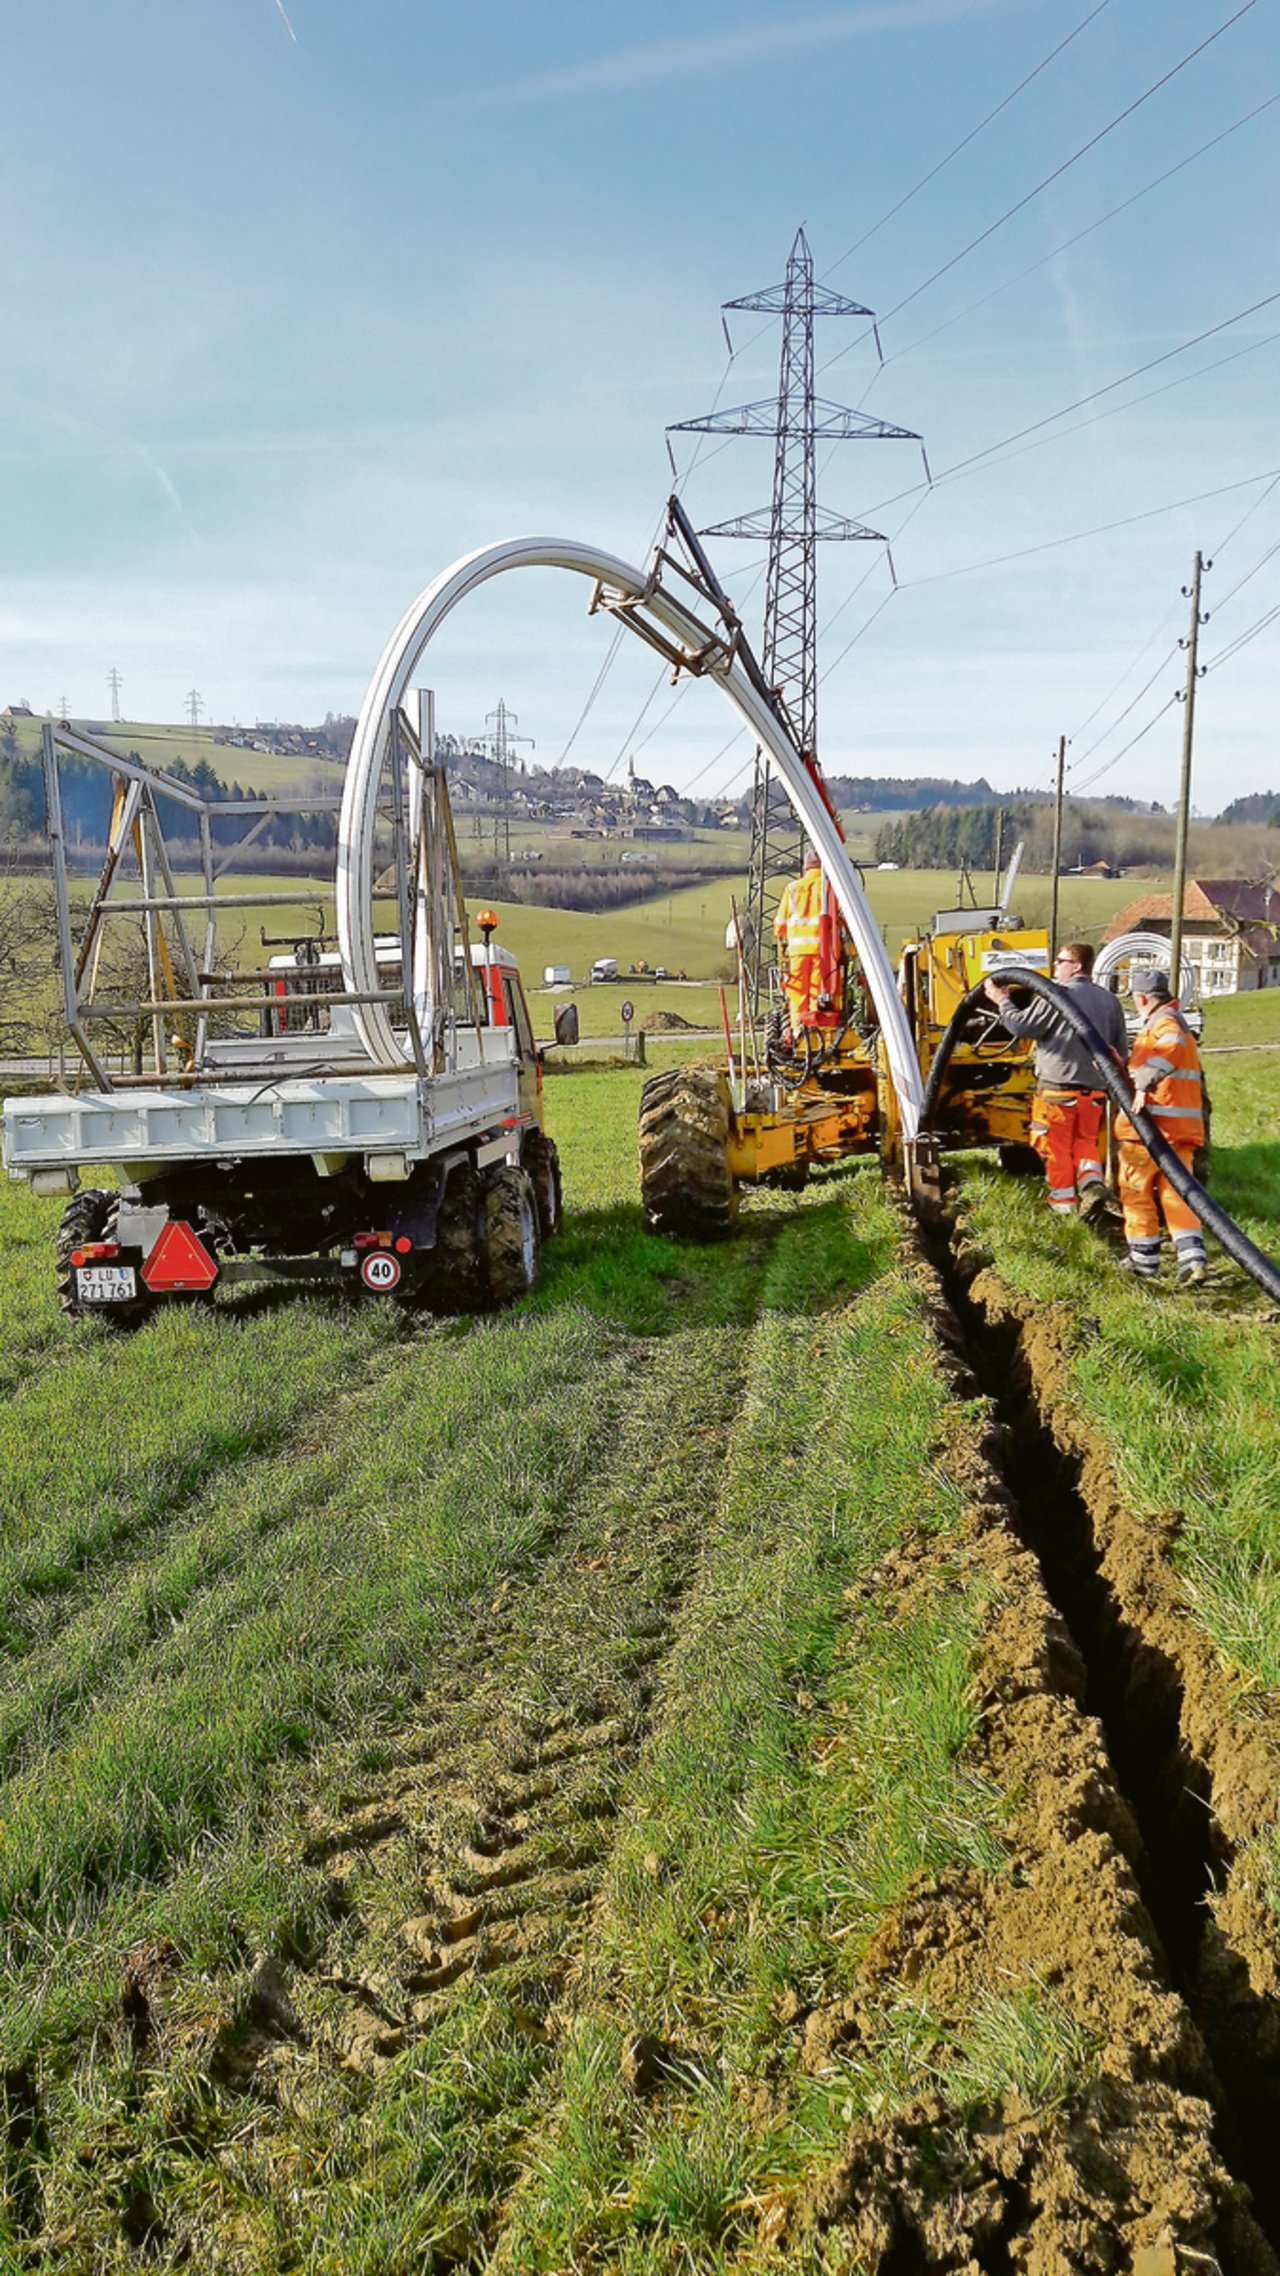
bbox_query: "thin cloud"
[463,0,1020,110]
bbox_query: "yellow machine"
[638,894,1050,1237]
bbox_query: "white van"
[591,957,620,983]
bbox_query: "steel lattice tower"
[670,229,922,1003]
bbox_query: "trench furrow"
[927,1202,1280,2258]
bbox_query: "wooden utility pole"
[1048,735,1066,956]
[992,807,1005,902]
[1170,551,1208,997]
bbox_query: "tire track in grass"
[0,1230,781,2270]
[154,1310,763,2274]
[0,1299,424,1668]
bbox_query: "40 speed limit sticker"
[360,1250,402,1292]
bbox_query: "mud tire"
[56,1189,154,1326]
[427,1166,484,1313]
[523,1130,563,1238]
[482,1166,541,1305]
[638,1065,738,1240]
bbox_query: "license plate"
[75,1264,138,1303]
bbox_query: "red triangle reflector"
[142,1220,218,1292]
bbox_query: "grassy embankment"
[952,983,1280,1882]
[0,1056,1078,2270]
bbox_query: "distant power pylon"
[186,688,203,730]
[484,700,534,880]
[57,695,70,723]
[107,667,123,723]
[670,227,926,1004]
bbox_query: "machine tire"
[55,1189,153,1326]
[638,1065,739,1240]
[482,1166,541,1305]
[427,1165,484,1313]
[523,1129,563,1238]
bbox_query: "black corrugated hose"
[919,967,1280,1305]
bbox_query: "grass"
[494,1175,1009,2271]
[1,1006,1269,2264]
[952,1025,1280,1705]
[0,1059,1032,2271]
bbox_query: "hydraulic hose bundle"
[920,968,1280,1306]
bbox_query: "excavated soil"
[15,1212,1280,2270]
[765,1247,1278,2271]
[947,1238,1280,2226]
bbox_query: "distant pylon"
[186,688,203,730]
[484,700,534,881]
[107,666,123,723]
[669,228,925,1005]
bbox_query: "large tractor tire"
[523,1129,563,1239]
[482,1166,541,1305]
[55,1189,153,1327]
[638,1065,738,1240]
[427,1165,484,1313]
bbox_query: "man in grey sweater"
[982,941,1129,1220]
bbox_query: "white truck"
[3,703,562,1322]
[591,957,620,983]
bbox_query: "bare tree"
[0,838,58,1060]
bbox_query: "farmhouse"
[1103,877,1280,996]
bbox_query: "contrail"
[274,0,297,39]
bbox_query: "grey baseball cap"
[1127,966,1171,998]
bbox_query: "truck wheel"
[55,1189,153,1326]
[638,1065,738,1240]
[523,1130,563,1238]
[428,1166,484,1313]
[482,1167,541,1304]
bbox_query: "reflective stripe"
[1150,1102,1203,1121]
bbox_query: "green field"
[1,980,1279,2262]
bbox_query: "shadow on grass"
[534,1170,895,1338]
[1209,1139,1280,1232]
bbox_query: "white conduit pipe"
[338,537,924,1140]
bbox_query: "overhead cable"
[1069,695,1180,793]
[905,465,1280,587]
[858,92,1278,380]
[875,0,1259,329]
[822,0,1114,278]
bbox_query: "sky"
[1,0,1277,812]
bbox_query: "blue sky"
[1,0,1277,809]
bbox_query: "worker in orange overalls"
[773,851,843,1037]
[1114,965,1207,1287]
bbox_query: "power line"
[1070,694,1180,793]
[822,0,1115,278]
[1207,601,1280,671]
[857,92,1278,380]
[939,288,1280,487]
[905,466,1280,588]
[874,0,1259,331]
[1069,645,1182,768]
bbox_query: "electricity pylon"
[484,699,534,881]
[669,228,924,1005]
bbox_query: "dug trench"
[928,1198,1280,2256]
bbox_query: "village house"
[1103,878,1280,996]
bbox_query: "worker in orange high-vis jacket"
[983,941,1128,1221]
[774,851,843,1037]
[1114,965,1207,1288]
